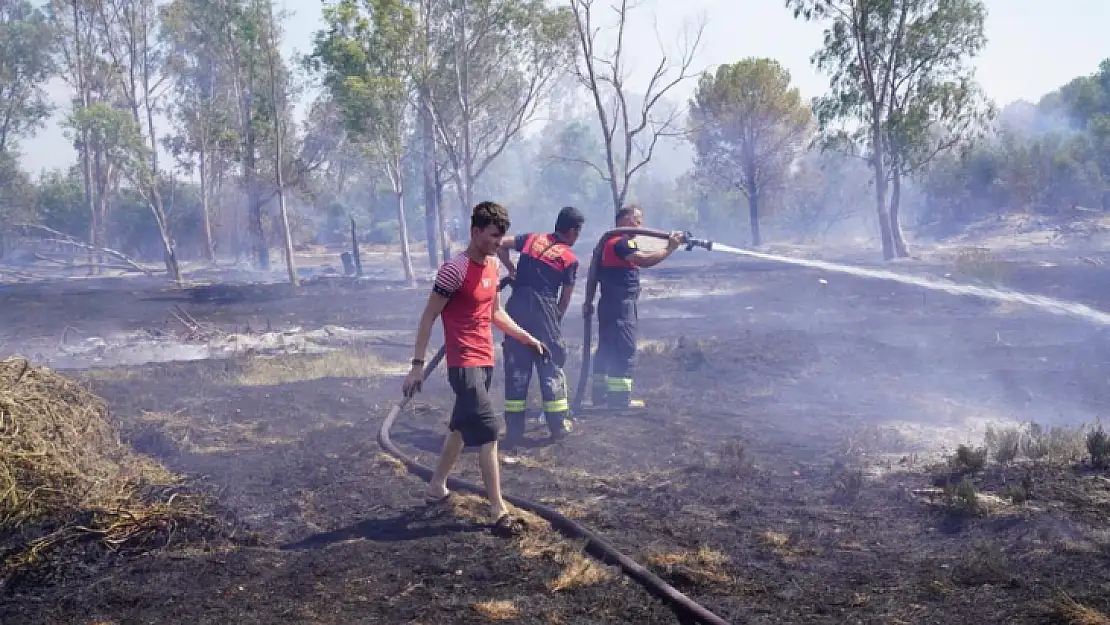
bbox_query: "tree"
[160,0,237,262]
[1046,59,1110,189]
[780,148,871,240]
[0,151,37,238]
[688,58,812,246]
[534,119,609,223]
[263,0,298,286]
[786,0,989,259]
[428,0,575,222]
[569,0,704,214]
[310,0,419,286]
[48,0,101,272]
[90,0,184,282]
[61,101,139,268]
[0,0,58,155]
[412,0,445,267]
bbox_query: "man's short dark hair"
[554,206,586,233]
[615,204,641,225]
[471,201,511,234]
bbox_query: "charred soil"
[2,251,1110,624]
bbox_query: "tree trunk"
[747,169,761,247]
[435,168,450,261]
[869,119,895,260]
[274,188,298,286]
[350,216,362,277]
[250,195,269,271]
[420,97,439,268]
[140,62,182,284]
[696,186,710,232]
[233,199,243,263]
[200,149,215,261]
[73,0,96,277]
[456,0,473,235]
[397,191,416,287]
[462,172,474,226]
[266,0,298,288]
[244,105,267,270]
[87,188,97,275]
[96,181,109,274]
[888,169,909,257]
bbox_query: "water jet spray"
[706,243,1110,327]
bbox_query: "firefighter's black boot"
[504,410,527,448]
[545,410,573,440]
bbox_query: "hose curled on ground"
[377,272,732,625]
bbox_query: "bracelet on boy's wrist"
[411,358,424,367]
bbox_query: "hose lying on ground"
[377,256,731,625]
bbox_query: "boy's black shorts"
[447,366,500,447]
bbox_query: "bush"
[0,358,221,584]
[365,220,400,245]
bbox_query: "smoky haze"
[6,4,1110,623]
[1,0,1110,440]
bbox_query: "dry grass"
[131,410,300,456]
[952,246,1010,285]
[636,336,708,371]
[979,422,1093,466]
[446,493,614,591]
[79,367,141,381]
[1056,594,1110,625]
[471,600,519,620]
[556,466,679,493]
[758,530,816,562]
[548,554,611,591]
[376,452,407,476]
[0,358,217,580]
[636,339,670,354]
[228,350,406,386]
[646,546,732,588]
[760,531,789,548]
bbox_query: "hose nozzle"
[683,231,713,252]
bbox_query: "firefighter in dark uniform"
[590,205,684,409]
[496,206,586,444]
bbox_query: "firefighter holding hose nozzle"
[496,206,587,446]
[588,205,685,409]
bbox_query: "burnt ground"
[2,244,1110,624]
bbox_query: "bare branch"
[12,223,153,274]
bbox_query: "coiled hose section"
[377,238,732,625]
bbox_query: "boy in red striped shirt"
[403,201,547,535]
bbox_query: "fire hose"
[378,231,730,625]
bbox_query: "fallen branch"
[12,224,153,276]
[170,305,224,342]
[33,254,142,273]
[0,267,44,280]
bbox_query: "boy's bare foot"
[425,484,450,503]
[490,511,526,537]
[489,503,509,521]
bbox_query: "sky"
[17,0,1110,178]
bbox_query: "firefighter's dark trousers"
[592,296,638,408]
[502,336,571,441]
